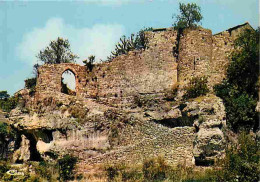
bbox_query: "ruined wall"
[177,28,213,87]
[35,24,252,100]
[177,26,247,89]
[209,31,234,87]
[227,23,253,39]
[85,30,178,99]
[36,63,87,97]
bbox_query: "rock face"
[182,94,226,165]
[13,135,30,162]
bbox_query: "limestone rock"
[182,94,226,165]
[193,127,225,165]
[13,135,30,162]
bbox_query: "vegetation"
[24,77,37,95]
[173,3,203,30]
[27,161,58,182]
[83,55,95,71]
[0,122,14,139]
[37,37,78,64]
[105,156,216,182]
[58,154,77,181]
[214,28,259,132]
[0,91,9,100]
[184,76,209,100]
[0,91,18,113]
[107,28,152,61]
[0,161,9,178]
[24,77,37,90]
[217,132,260,182]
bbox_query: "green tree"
[83,55,95,71]
[58,154,77,181]
[214,28,259,132]
[0,91,9,100]
[173,3,203,30]
[226,28,259,96]
[218,132,260,182]
[107,27,152,61]
[37,37,78,64]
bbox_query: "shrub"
[58,154,77,181]
[184,76,209,99]
[68,104,89,124]
[0,122,14,139]
[217,132,260,182]
[83,55,95,71]
[33,161,53,181]
[0,96,19,113]
[107,28,152,61]
[142,156,170,181]
[105,165,121,181]
[0,161,9,178]
[25,77,37,90]
[105,163,142,182]
[214,28,259,132]
[0,91,9,100]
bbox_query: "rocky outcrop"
[182,94,226,165]
[13,135,30,162]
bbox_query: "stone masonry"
[36,22,253,101]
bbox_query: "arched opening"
[61,70,76,95]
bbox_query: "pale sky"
[0,0,258,94]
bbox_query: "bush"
[0,96,19,113]
[107,28,152,61]
[34,161,53,181]
[83,55,95,71]
[142,156,170,181]
[217,132,260,182]
[105,163,142,182]
[58,154,77,181]
[184,76,209,99]
[214,28,259,132]
[25,77,37,90]
[0,122,14,139]
[0,161,9,178]
[0,91,9,100]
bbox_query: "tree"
[0,91,9,100]
[173,3,203,30]
[226,28,259,96]
[214,28,259,132]
[37,37,78,64]
[83,55,95,71]
[107,27,152,61]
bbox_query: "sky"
[0,0,258,95]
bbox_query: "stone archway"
[36,63,87,96]
[61,69,77,95]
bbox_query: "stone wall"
[36,63,87,97]
[84,29,178,98]
[177,28,213,87]
[209,31,234,87]
[35,23,252,100]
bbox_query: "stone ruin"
[9,22,252,169]
[36,22,253,102]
